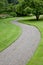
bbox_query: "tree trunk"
[36,15,39,21]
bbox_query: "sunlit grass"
[0,18,21,52]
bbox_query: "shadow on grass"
[23,17,43,22]
[29,18,43,21]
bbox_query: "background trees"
[0,0,8,13]
[7,0,18,4]
[15,0,26,16]
[0,0,43,20]
[24,7,32,16]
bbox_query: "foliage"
[7,0,18,4]
[6,4,15,12]
[15,0,26,16]
[24,7,32,16]
[0,0,8,13]
[9,12,17,17]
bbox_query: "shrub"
[9,12,17,17]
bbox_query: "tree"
[15,0,26,16]
[31,0,43,20]
[24,0,43,20]
[0,0,8,13]
[24,0,32,7]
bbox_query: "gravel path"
[0,20,40,65]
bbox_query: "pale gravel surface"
[0,20,40,65]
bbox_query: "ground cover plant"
[0,18,21,52]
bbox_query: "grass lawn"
[19,16,43,65]
[0,18,21,52]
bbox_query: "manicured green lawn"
[0,18,21,52]
[19,16,43,65]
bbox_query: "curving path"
[0,20,40,65]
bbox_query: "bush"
[9,12,17,17]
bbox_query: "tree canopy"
[0,0,43,20]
